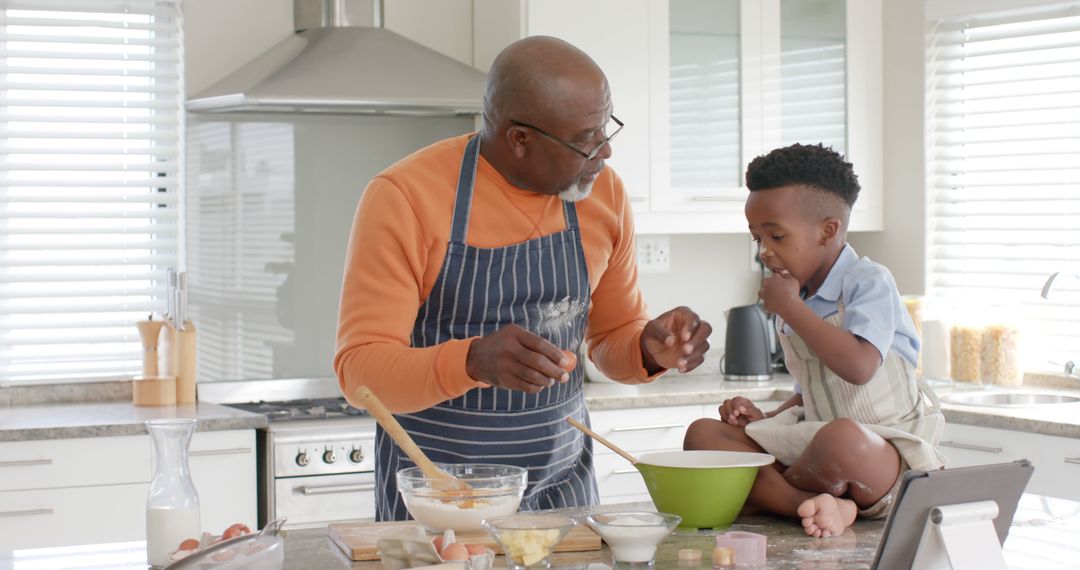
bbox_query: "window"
[0,0,182,383]
[926,1,1080,372]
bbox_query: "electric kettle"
[721,304,778,382]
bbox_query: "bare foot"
[797,494,857,538]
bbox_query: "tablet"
[870,460,1034,570]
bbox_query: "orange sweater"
[334,134,656,413]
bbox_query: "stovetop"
[226,397,368,422]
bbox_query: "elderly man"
[335,36,712,521]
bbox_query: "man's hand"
[758,270,801,316]
[465,325,574,394]
[718,397,765,427]
[640,306,712,374]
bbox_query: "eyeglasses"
[510,115,624,161]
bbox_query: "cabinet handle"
[940,441,1003,454]
[690,196,743,202]
[298,483,376,496]
[611,423,684,433]
[630,196,647,203]
[612,468,639,475]
[0,459,53,468]
[190,448,252,457]
[1065,457,1080,465]
[0,508,53,518]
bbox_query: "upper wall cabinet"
[474,0,882,233]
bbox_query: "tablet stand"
[910,500,1008,570]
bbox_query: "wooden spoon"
[354,385,471,493]
[567,417,639,464]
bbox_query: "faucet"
[1041,272,1080,378]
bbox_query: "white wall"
[848,0,925,296]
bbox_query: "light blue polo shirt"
[783,244,920,379]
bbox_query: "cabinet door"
[653,0,744,220]
[523,0,656,213]
[189,430,257,532]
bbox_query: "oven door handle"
[298,482,376,496]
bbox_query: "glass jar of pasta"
[980,307,1023,387]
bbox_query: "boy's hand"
[718,397,765,426]
[759,270,800,316]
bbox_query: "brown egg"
[561,350,578,373]
[177,538,200,551]
[440,543,470,561]
[432,535,445,553]
[465,544,488,556]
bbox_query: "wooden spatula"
[567,417,639,464]
[354,385,471,493]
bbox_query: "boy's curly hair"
[745,143,860,207]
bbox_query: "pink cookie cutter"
[714,531,766,567]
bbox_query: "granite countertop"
[585,372,1080,439]
[1,372,1078,442]
[0,401,266,442]
[4,495,1074,569]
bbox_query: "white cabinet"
[588,404,707,504]
[588,399,782,505]
[0,430,256,551]
[474,0,882,234]
[473,0,658,216]
[941,423,1080,501]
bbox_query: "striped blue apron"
[374,135,599,521]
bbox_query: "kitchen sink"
[942,390,1080,408]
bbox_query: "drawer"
[0,483,149,550]
[0,430,255,493]
[0,435,151,492]
[594,452,650,499]
[587,405,704,455]
[940,424,1026,468]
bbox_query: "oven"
[200,378,378,530]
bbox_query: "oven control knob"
[295,451,310,467]
[323,449,337,464]
[349,448,364,463]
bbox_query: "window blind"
[0,0,182,383]
[926,1,1080,371]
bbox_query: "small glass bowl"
[397,463,527,532]
[482,513,577,570]
[585,511,681,566]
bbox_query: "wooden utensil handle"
[354,385,447,480]
[567,417,638,465]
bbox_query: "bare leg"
[783,419,901,537]
[684,419,819,521]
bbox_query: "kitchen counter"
[0,401,266,442]
[586,372,1080,438]
[3,495,1076,569]
[2,372,1078,442]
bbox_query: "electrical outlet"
[637,235,671,273]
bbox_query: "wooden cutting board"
[328,520,602,561]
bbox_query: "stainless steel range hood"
[186,0,486,116]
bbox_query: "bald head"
[483,36,610,129]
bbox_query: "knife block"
[159,321,197,403]
[132,376,177,406]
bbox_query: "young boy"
[684,144,944,537]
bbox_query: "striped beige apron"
[746,300,946,474]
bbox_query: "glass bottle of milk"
[145,418,201,567]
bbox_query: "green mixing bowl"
[634,450,775,529]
